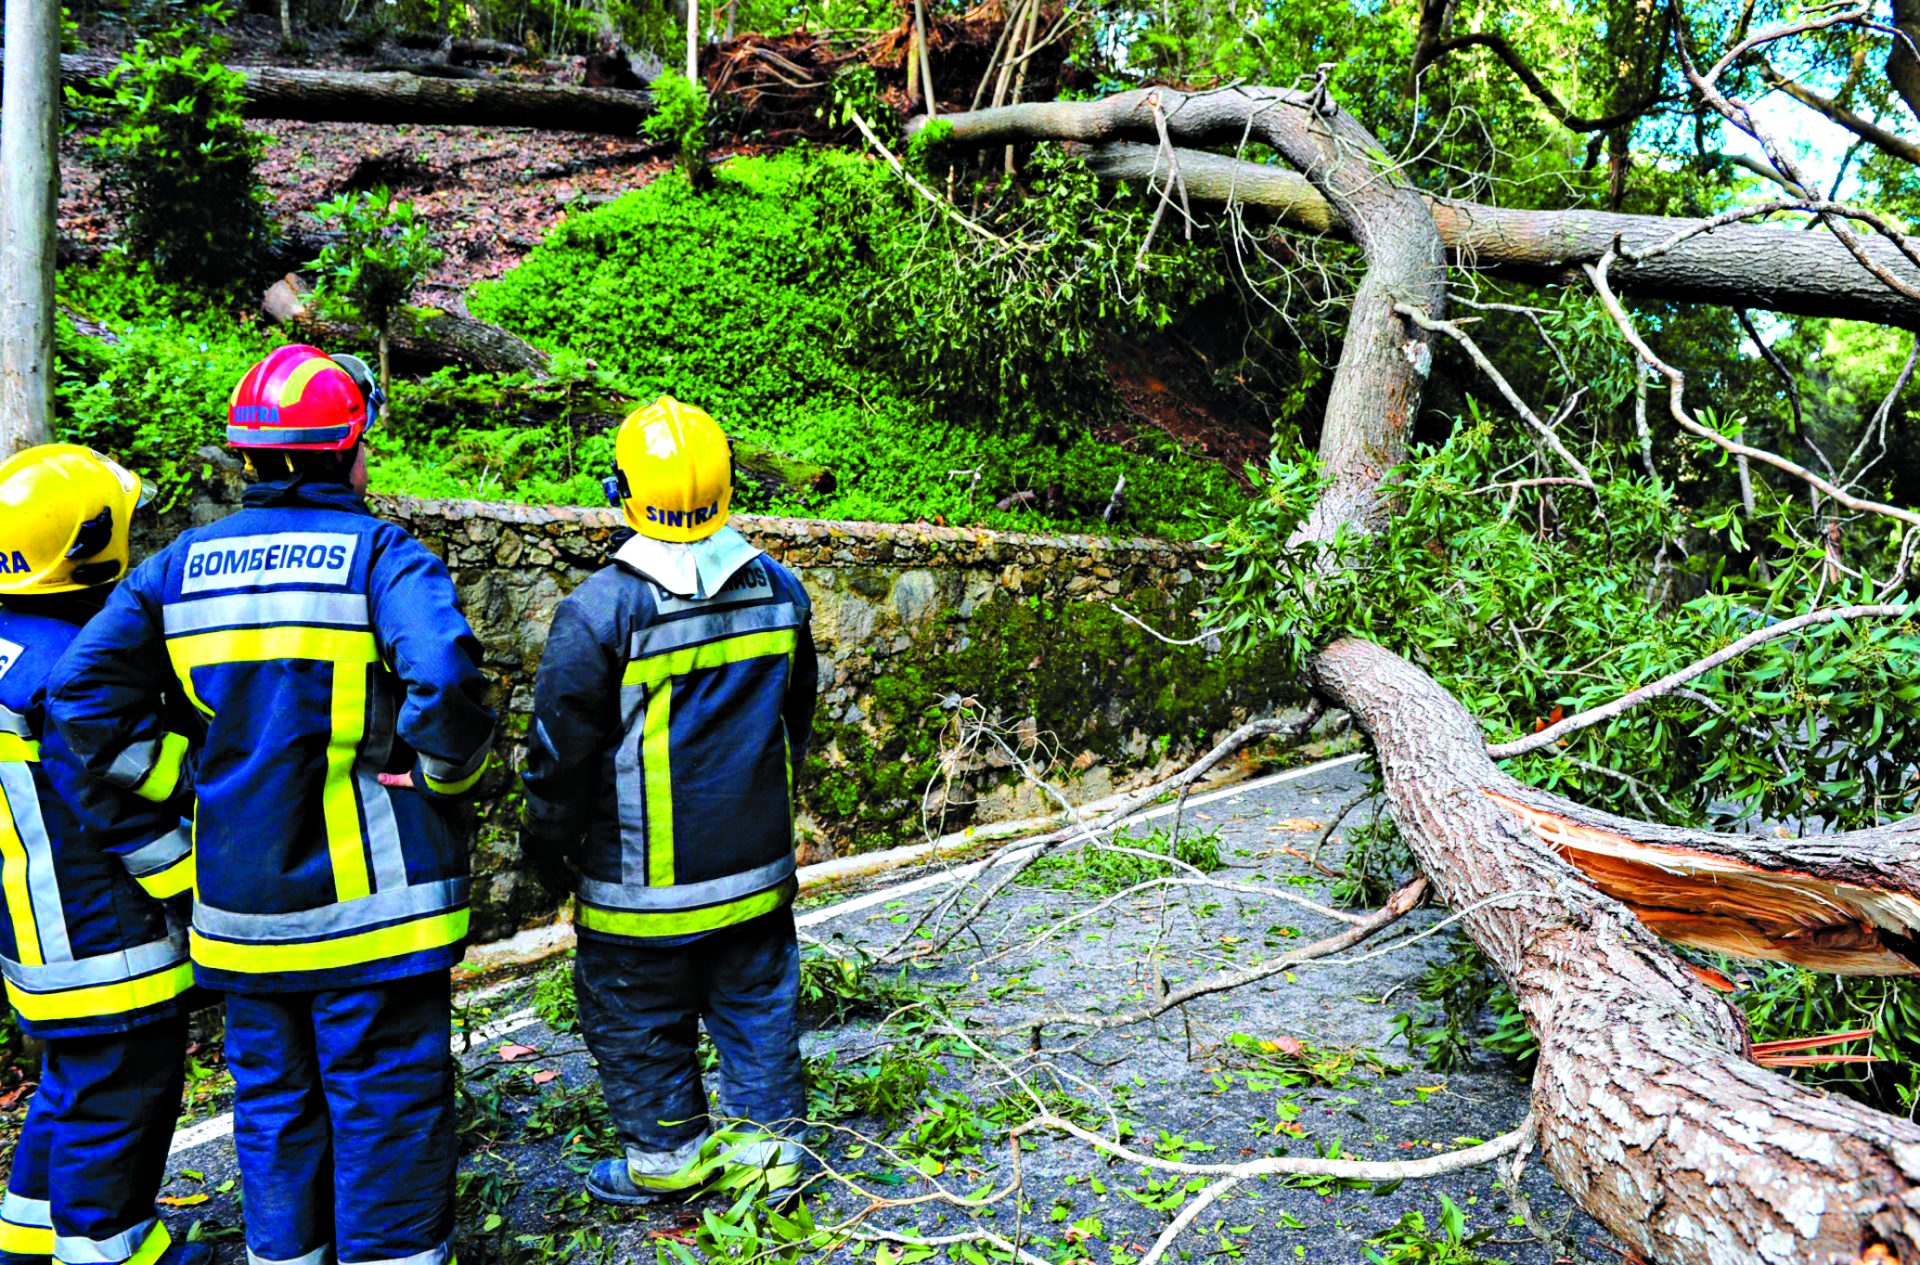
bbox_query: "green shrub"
[82,4,271,291]
[308,188,443,397]
[54,261,283,506]
[642,68,711,189]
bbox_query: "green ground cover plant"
[452,148,1234,537]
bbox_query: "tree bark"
[1311,636,1920,1265]
[0,0,59,453]
[1891,0,1920,128]
[57,55,652,134]
[1078,142,1920,329]
[930,81,1920,1265]
[919,86,1447,532]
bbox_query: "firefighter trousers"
[576,906,804,1162]
[0,1013,188,1265]
[225,973,456,1265]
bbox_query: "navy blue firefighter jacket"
[0,599,196,1037]
[521,538,817,942]
[51,480,496,994]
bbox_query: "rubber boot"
[586,1133,716,1207]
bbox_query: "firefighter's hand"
[519,828,580,901]
[377,771,415,789]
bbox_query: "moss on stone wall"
[801,582,1293,853]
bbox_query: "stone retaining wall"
[145,459,1295,939]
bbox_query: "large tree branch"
[1311,636,1920,1265]
[1077,142,1920,327]
[917,86,1448,534]
[1758,57,1920,167]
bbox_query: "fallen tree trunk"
[264,274,550,375]
[58,54,652,133]
[1312,636,1920,1265]
[1078,142,1920,330]
[932,81,1920,1265]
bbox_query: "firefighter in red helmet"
[54,344,496,1265]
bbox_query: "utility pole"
[0,0,59,453]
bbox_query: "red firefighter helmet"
[226,344,380,452]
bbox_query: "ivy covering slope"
[55,149,1237,538]
[417,147,1232,537]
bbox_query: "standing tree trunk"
[0,0,58,454]
[280,0,295,43]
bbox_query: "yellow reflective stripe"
[620,628,797,691]
[166,626,380,714]
[122,1218,171,1265]
[190,907,469,975]
[4,962,193,1023]
[0,1220,52,1256]
[575,883,789,939]
[278,355,336,407]
[132,732,189,803]
[133,852,195,901]
[0,796,40,969]
[325,664,372,903]
[644,682,674,887]
[422,753,490,797]
[0,736,39,763]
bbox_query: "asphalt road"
[150,758,1616,1264]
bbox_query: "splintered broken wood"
[1486,789,1920,976]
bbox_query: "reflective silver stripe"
[628,601,799,660]
[0,1192,49,1228]
[0,707,30,739]
[1,930,186,992]
[163,590,370,635]
[355,678,407,894]
[341,1242,452,1265]
[121,826,192,878]
[54,1217,156,1263]
[245,1243,328,1265]
[0,764,71,963]
[418,743,488,785]
[246,1245,330,1265]
[615,683,648,888]
[580,855,795,913]
[193,878,468,943]
[103,738,159,790]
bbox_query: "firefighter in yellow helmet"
[0,446,211,1265]
[521,397,819,1205]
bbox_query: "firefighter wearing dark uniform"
[0,445,208,1265]
[52,347,496,1265]
[521,397,818,1205]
